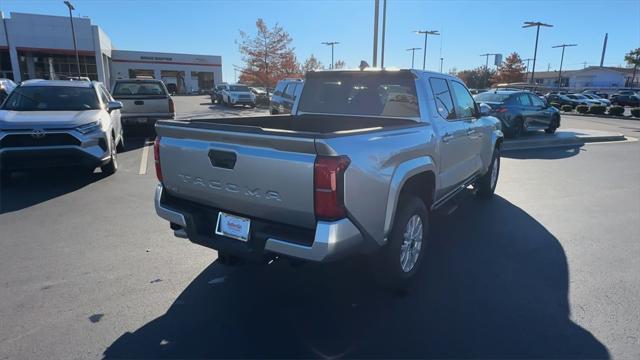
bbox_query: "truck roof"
[20,79,97,88]
[307,68,458,81]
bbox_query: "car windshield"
[1,86,100,111]
[474,92,510,102]
[229,85,250,92]
[298,72,419,117]
[113,82,167,97]
[568,94,587,99]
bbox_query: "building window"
[128,69,155,79]
[0,50,13,80]
[191,71,214,91]
[17,51,98,81]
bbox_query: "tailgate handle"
[208,150,237,169]
[134,100,144,105]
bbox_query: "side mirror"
[478,102,492,116]
[107,101,123,111]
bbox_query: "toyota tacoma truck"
[154,69,503,287]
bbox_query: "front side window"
[298,72,419,117]
[450,80,476,118]
[2,86,100,111]
[529,94,546,107]
[284,83,297,98]
[429,78,455,119]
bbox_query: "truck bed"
[162,114,417,137]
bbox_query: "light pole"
[372,0,379,67]
[415,30,439,70]
[63,1,81,78]
[321,41,339,69]
[480,53,499,88]
[552,44,577,89]
[523,21,553,86]
[440,57,444,73]
[406,47,421,69]
[522,58,533,82]
[380,0,387,67]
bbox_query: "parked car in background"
[475,90,560,137]
[581,93,611,106]
[250,87,270,105]
[545,93,581,108]
[221,84,256,107]
[270,78,303,115]
[615,90,639,96]
[611,94,640,107]
[166,83,178,95]
[210,83,227,104]
[565,94,601,106]
[0,78,17,104]
[153,69,503,288]
[0,79,123,178]
[582,89,609,99]
[112,79,175,125]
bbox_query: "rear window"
[298,72,419,117]
[113,81,167,97]
[2,86,100,111]
[474,92,510,102]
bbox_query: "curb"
[503,131,627,151]
[561,112,639,121]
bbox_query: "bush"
[631,108,640,118]
[608,106,625,116]
[550,102,561,109]
[561,105,574,112]
[588,104,606,115]
[575,105,589,113]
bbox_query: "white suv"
[221,84,256,108]
[0,79,124,179]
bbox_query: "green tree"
[457,67,495,89]
[624,48,640,87]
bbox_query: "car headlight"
[76,121,102,134]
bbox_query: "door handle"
[442,133,454,143]
[466,128,477,136]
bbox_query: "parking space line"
[138,138,152,175]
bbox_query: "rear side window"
[284,83,297,98]
[513,93,532,106]
[298,72,419,117]
[429,78,455,119]
[450,81,476,118]
[113,82,167,97]
[274,81,287,96]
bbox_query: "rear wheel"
[100,135,118,175]
[511,117,524,138]
[476,147,500,198]
[373,195,429,290]
[545,115,559,134]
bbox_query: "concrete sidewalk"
[503,128,629,151]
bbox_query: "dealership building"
[0,12,222,93]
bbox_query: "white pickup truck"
[112,79,175,125]
[153,69,503,288]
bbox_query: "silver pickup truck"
[112,79,175,125]
[154,69,503,287]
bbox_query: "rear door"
[282,83,298,113]
[528,93,552,128]
[512,92,534,128]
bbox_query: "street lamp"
[552,44,577,89]
[63,1,81,78]
[523,21,553,86]
[440,57,444,73]
[480,53,500,88]
[406,47,421,69]
[321,41,339,69]
[522,58,534,82]
[415,30,440,70]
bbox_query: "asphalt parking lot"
[1,96,639,359]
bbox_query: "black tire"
[100,135,118,175]
[476,147,500,198]
[373,195,429,290]
[511,117,524,138]
[545,115,559,134]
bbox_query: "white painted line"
[138,138,152,175]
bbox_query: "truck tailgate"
[156,122,318,229]
[118,97,170,115]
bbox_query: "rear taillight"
[314,155,350,221]
[154,136,162,182]
[495,107,508,113]
[168,97,175,113]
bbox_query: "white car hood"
[0,110,101,130]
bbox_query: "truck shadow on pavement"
[503,145,585,160]
[104,195,609,359]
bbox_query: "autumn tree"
[238,19,302,88]
[457,67,495,89]
[625,48,640,87]
[302,54,324,73]
[491,52,526,84]
[333,60,346,69]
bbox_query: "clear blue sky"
[1,0,638,83]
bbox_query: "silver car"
[0,79,124,179]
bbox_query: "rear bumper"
[121,113,175,124]
[154,185,363,262]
